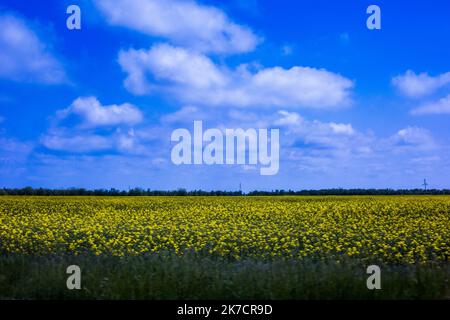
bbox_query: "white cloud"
[41,127,153,155]
[272,110,364,154]
[118,44,228,95]
[273,110,302,126]
[42,97,148,154]
[56,97,143,128]
[162,107,364,158]
[160,106,208,124]
[387,126,436,152]
[42,132,113,153]
[411,94,450,115]
[0,14,65,84]
[392,70,450,98]
[119,44,354,109]
[169,108,439,170]
[94,0,259,54]
[329,123,354,135]
[30,102,450,189]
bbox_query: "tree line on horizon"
[1,187,450,196]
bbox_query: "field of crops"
[1,195,450,299]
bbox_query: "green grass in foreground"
[1,253,449,300]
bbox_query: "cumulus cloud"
[161,106,443,179]
[118,44,228,95]
[94,0,259,54]
[42,131,113,153]
[411,94,450,115]
[56,97,143,128]
[42,126,152,154]
[162,107,365,158]
[273,114,440,178]
[387,126,437,152]
[272,110,365,154]
[392,70,450,98]
[329,123,355,135]
[33,100,448,189]
[160,106,211,124]
[119,44,354,109]
[0,14,65,84]
[42,97,148,154]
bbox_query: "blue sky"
[1,0,450,191]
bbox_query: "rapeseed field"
[1,196,449,299]
[1,196,449,263]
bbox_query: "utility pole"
[422,179,428,191]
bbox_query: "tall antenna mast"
[239,182,242,194]
[422,179,428,191]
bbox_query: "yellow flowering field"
[1,196,450,264]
